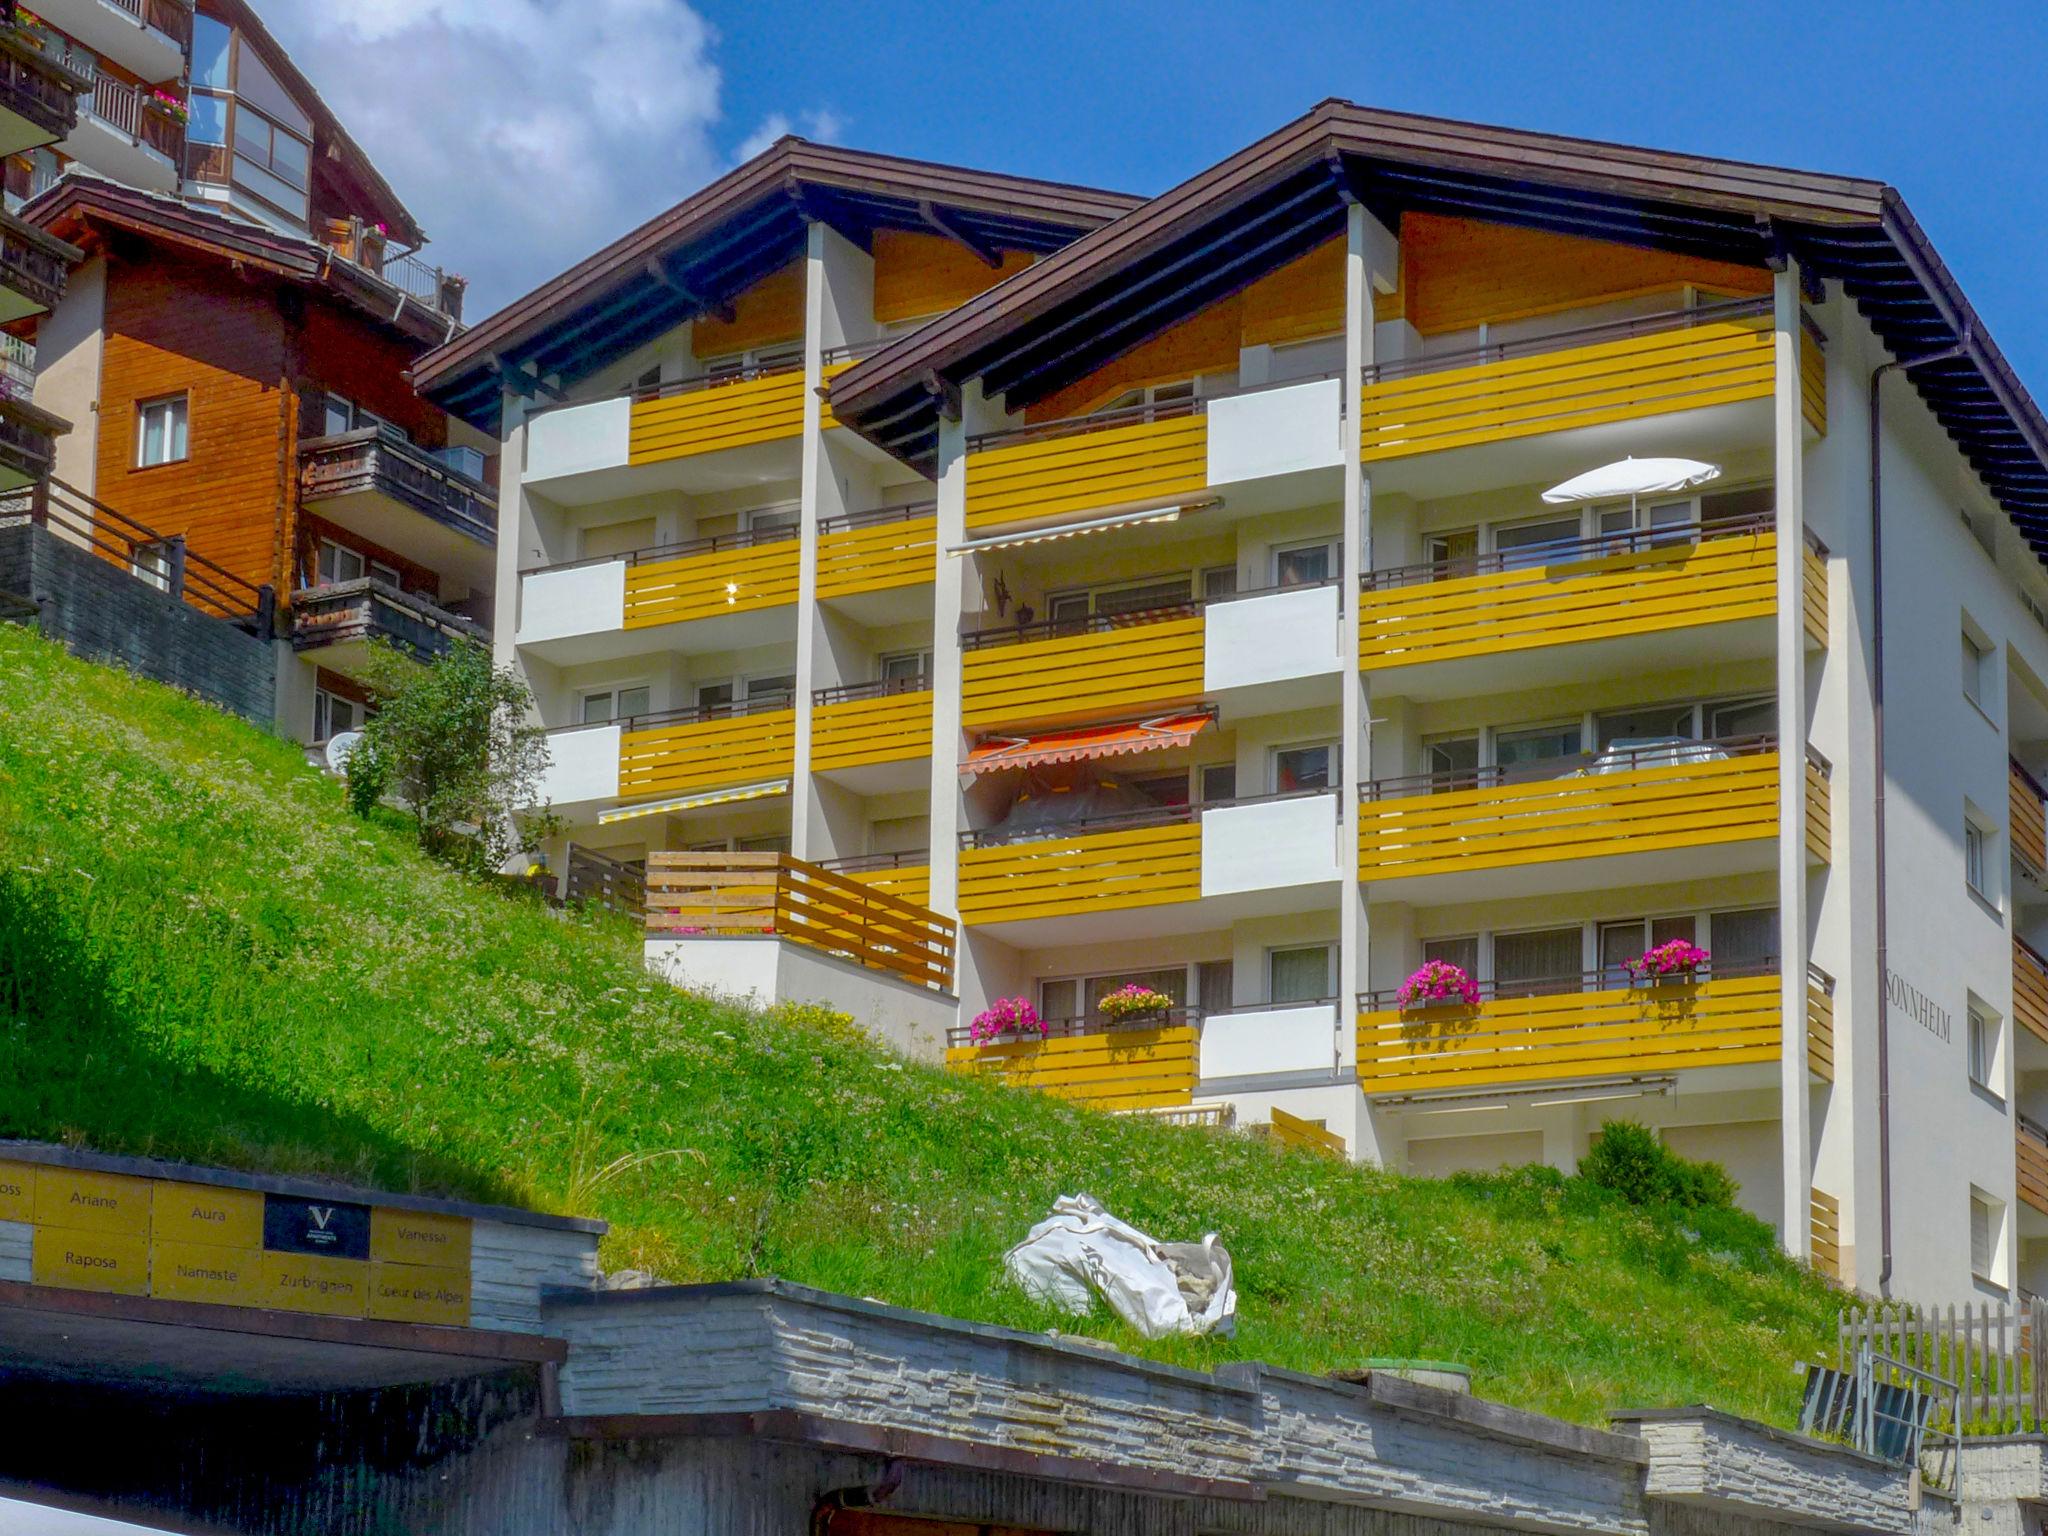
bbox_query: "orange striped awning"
[962,711,1213,776]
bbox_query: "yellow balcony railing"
[961,604,1205,731]
[617,700,795,799]
[1358,518,1780,672]
[810,680,933,772]
[944,1010,1200,1111]
[816,502,937,600]
[1804,746,1832,866]
[646,852,955,993]
[1357,739,1781,884]
[964,401,1207,531]
[1357,298,1775,462]
[1802,535,1829,648]
[2016,937,2048,1048]
[621,526,800,629]
[2020,1118,2048,1219]
[2013,760,2047,875]
[822,853,931,911]
[1809,1188,1842,1282]
[1807,963,1836,1083]
[1355,966,1781,1095]
[628,364,807,464]
[957,810,1201,924]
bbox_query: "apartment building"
[4,0,493,745]
[417,106,2048,1303]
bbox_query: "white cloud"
[735,107,847,164]
[258,0,843,319]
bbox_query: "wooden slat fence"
[645,852,956,993]
[1840,1299,2048,1434]
[564,845,644,919]
[1264,1107,1346,1158]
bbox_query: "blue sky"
[273,1,2048,386]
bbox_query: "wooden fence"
[645,852,955,993]
[563,845,644,919]
[1840,1299,2048,1432]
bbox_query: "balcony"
[816,500,936,613]
[1356,737,1811,900]
[1357,517,1825,699]
[2014,760,2046,878]
[644,851,955,994]
[289,579,486,682]
[810,677,933,787]
[1356,298,1784,468]
[320,218,466,324]
[299,430,496,594]
[0,388,62,488]
[618,697,796,803]
[2015,937,2048,1048]
[958,806,1201,929]
[33,0,188,84]
[0,207,72,320]
[63,75,181,192]
[818,851,931,911]
[2021,1117,2048,1220]
[962,602,1205,731]
[0,32,80,155]
[1356,964,1783,1098]
[943,1009,1202,1111]
[1807,963,1836,1083]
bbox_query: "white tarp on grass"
[1004,1193,1236,1339]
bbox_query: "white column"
[493,388,531,679]
[926,395,971,921]
[1773,260,1813,1260]
[1339,205,1370,1084]
[790,223,828,860]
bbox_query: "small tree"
[344,637,559,877]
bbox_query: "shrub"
[1578,1120,1738,1210]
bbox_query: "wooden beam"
[919,198,1003,268]
[645,256,735,324]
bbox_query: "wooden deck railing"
[1263,1107,1346,1157]
[2014,760,2047,875]
[1807,962,1836,1082]
[2016,937,2048,1048]
[1809,1189,1841,1283]
[645,852,955,993]
[2021,1117,2048,1220]
[299,429,495,547]
[944,1011,1199,1111]
[563,844,644,919]
[289,578,485,665]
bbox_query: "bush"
[1577,1120,1738,1210]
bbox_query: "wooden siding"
[844,863,931,910]
[1357,753,1780,883]
[2012,762,2046,874]
[2021,1128,2048,1219]
[872,229,1033,326]
[1810,1189,1842,1282]
[1265,1107,1346,1157]
[961,614,1205,730]
[690,258,804,357]
[1241,236,1345,347]
[1357,530,1777,672]
[2015,938,2048,1048]
[957,821,1201,924]
[1805,755,1832,865]
[965,412,1207,531]
[1399,212,1771,335]
[945,1025,1198,1111]
[628,370,807,463]
[617,708,795,799]
[811,689,933,772]
[1802,542,1829,649]
[1355,972,1781,1094]
[1800,320,1828,436]
[1358,316,1775,462]
[95,250,292,594]
[1807,973,1835,1083]
[816,514,936,598]
[622,539,799,628]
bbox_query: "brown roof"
[409,137,1140,416]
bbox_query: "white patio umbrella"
[1541,456,1722,513]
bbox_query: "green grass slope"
[0,625,1841,1425]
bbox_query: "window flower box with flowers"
[969,996,1043,1046]
[1624,939,1711,984]
[1395,960,1481,1011]
[1096,983,1174,1025]
[145,90,188,127]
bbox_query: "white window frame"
[129,538,174,593]
[1965,816,1992,901]
[1962,624,1995,713]
[878,649,932,684]
[1267,943,1334,1006]
[1968,1000,2002,1095]
[312,686,359,743]
[1971,1188,2006,1286]
[136,393,189,467]
[578,682,653,727]
[1271,538,1338,588]
[1270,739,1338,794]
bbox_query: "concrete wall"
[1,520,275,727]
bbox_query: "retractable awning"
[597,778,790,825]
[962,712,1213,777]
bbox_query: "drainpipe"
[1870,325,1971,1295]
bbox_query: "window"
[1127,771,1190,808]
[1199,762,1238,803]
[580,518,655,562]
[1424,528,1478,571]
[1269,944,1332,1005]
[1966,819,1990,898]
[745,672,796,705]
[1709,907,1780,971]
[580,685,651,726]
[1492,926,1582,998]
[1963,629,1993,709]
[696,681,736,713]
[1707,696,1776,740]
[1197,959,1235,1017]
[130,539,174,593]
[1273,742,1336,793]
[1968,1001,2000,1092]
[1596,500,1695,547]
[1492,515,1580,568]
[736,833,791,854]
[1273,540,1336,587]
[879,650,931,685]
[312,687,356,742]
[1972,1191,2003,1284]
[1421,934,1479,976]
[745,505,800,534]
[320,392,355,438]
[315,541,399,590]
[1597,916,1697,986]
[1201,565,1238,601]
[1423,732,1480,788]
[136,395,188,467]
[1495,722,1582,773]
[1091,576,1191,618]
[1595,702,1696,750]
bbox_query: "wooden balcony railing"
[616,700,795,800]
[21,477,272,628]
[960,601,1205,730]
[85,76,182,160]
[811,679,933,772]
[0,33,80,143]
[645,851,955,993]
[289,578,484,665]
[818,851,931,910]
[2016,936,2048,1048]
[620,524,800,629]
[563,844,644,919]
[1807,962,1836,1083]
[1810,1188,1842,1282]
[108,0,194,47]
[627,362,807,464]
[1357,736,1781,883]
[944,1008,1200,1111]
[1356,298,1776,462]
[1805,745,1832,866]
[1355,965,1782,1095]
[2020,1116,2048,1219]
[957,809,1201,923]
[816,500,937,599]
[299,430,495,549]
[964,401,1207,532]
[0,217,66,313]
[2014,760,2047,875]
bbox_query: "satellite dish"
[324,730,364,773]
